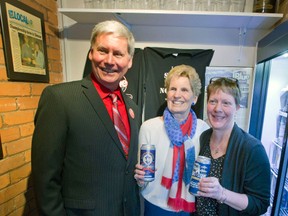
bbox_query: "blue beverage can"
[189,155,211,196]
[140,144,156,182]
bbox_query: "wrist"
[218,187,227,204]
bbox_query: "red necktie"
[110,93,129,158]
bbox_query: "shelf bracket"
[113,13,132,30]
[238,26,247,62]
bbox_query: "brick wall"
[0,0,62,215]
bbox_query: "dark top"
[197,147,225,216]
[198,124,270,216]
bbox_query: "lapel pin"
[129,108,135,119]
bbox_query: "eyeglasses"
[209,77,239,88]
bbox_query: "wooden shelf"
[58,8,283,30]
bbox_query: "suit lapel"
[122,92,139,164]
[81,77,126,157]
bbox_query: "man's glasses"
[209,77,239,89]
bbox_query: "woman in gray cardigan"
[196,77,270,216]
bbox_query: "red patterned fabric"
[110,93,129,158]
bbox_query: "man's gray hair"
[90,20,135,56]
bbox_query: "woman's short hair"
[165,64,202,97]
[207,77,241,106]
[90,20,135,56]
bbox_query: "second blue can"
[189,155,211,196]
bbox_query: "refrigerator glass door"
[259,55,288,216]
[250,19,288,216]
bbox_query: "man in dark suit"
[32,20,140,216]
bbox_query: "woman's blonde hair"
[165,64,202,97]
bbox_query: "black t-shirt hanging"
[143,47,214,120]
[121,48,145,122]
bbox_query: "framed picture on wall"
[0,0,49,83]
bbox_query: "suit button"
[125,170,129,175]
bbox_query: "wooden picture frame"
[0,133,3,160]
[0,0,49,82]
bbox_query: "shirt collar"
[91,73,123,102]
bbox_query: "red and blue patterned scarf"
[161,107,197,212]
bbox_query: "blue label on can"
[189,157,211,195]
[140,148,155,182]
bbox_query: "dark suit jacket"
[32,75,141,216]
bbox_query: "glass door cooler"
[249,19,288,216]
